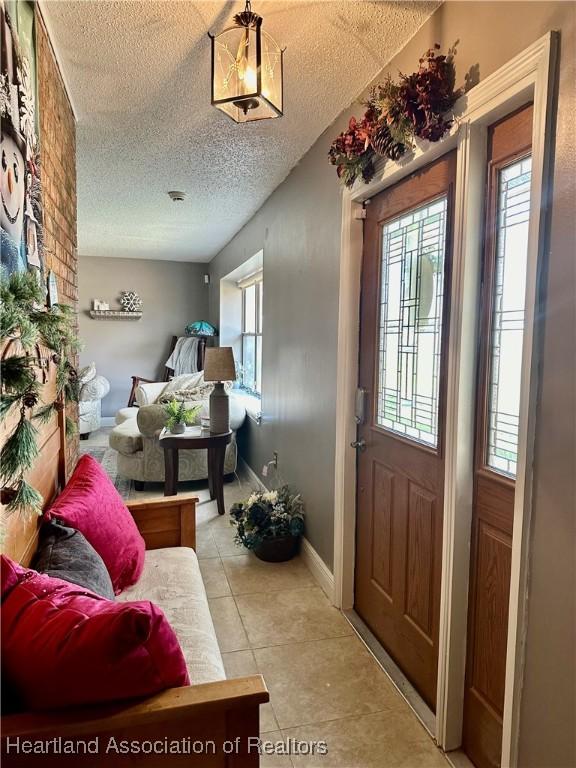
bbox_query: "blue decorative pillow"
[33,520,115,600]
[185,320,217,337]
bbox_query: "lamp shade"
[204,347,236,382]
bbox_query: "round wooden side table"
[159,427,232,515]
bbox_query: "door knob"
[351,439,366,451]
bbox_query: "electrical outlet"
[273,451,278,468]
[262,464,268,477]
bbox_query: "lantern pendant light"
[209,0,284,123]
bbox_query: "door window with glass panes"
[240,275,263,396]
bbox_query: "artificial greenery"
[0,418,39,485]
[230,486,305,551]
[4,479,43,517]
[163,399,202,432]
[328,44,461,188]
[0,269,81,517]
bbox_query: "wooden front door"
[463,104,533,768]
[354,152,456,709]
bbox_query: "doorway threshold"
[343,609,436,737]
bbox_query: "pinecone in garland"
[371,121,406,161]
[22,390,39,409]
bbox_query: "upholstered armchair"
[109,374,245,490]
[78,363,111,438]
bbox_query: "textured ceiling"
[43,1,438,262]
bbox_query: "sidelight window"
[485,156,532,476]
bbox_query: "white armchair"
[78,363,110,438]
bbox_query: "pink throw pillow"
[45,455,145,593]
[1,557,189,710]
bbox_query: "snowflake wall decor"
[120,291,143,312]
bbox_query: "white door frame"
[332,32,558,763]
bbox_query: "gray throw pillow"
[33,521,115,600]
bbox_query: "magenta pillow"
[45,455,145,593]
[1,557,189,711]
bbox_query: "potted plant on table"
[163,399,201,435]
[230,486,305,562]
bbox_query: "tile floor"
[84,429,449,768]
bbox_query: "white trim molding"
[238,457,267,491]
[333,32,558,764]
[300,537,335,603]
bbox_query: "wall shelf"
[89,310,142,320]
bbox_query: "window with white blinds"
[240,272,263,396]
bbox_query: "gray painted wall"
[78,256,209,416]
[208,3,575,764]
[208,145,342,569]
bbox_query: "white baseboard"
[100,417,116,427]
[300,537,335,604]
[238,458,267,491]
[238,459,335,604]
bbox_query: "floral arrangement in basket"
[230,486,304,561]
[329,44,461,188]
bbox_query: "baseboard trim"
[300,537,335,603]
[238,459,335,603]
[238,458,267,491]
[100,417,116,427]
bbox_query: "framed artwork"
[1,0,44,279]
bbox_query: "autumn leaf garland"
[329,44,462,188]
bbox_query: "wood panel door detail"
[354,152,456,710]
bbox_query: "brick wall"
[36,13,79,476]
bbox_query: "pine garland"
[0,393,21,420]
[33,402,57,424]
[0,416,39,486]
[1,355,36,392]
[65,415,77,438]
[0,269,80,518]
[5,479,43,517]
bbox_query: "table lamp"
[203,347,236,434]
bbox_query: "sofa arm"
[80,375,110,403]
[136,404,167,437]
[1,676,269,767]
[127,497,197,550]
[127,376,159,407]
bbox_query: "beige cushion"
[137,404,167,437]
[162,372,205,394]
[135,381,168,406]
[115,406,139,425]
[158,373,234,404]
[109,419,143,455]
[117,548,225,684]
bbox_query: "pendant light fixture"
[209,0,284,123]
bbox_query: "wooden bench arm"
[1,677,269,738]
[127,497,198,550]
[2,677,269,766]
